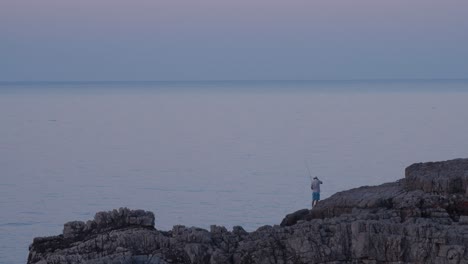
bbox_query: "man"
[311,176,323,208]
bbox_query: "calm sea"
[1,80,468,263]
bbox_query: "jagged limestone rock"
[405,158,468,195]
[28,158,468,264]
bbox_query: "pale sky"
[1,0,468,81]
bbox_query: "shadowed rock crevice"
[28,158,468,264]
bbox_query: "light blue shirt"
[311,179,322,193]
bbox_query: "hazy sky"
[1,0,468,81]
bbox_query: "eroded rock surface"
[405,158,468,195]
[28,158,468,264]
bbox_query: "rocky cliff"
[28,158,468,264]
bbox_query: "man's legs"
[312,192,320,208]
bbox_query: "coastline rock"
[62,208,155,239]
[280,209,310,227]
[405,158,468,195]
[28,158,468,264]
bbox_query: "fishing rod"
[305,160,313,182]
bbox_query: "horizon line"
[1,78,468,85]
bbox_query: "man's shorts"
[312,192,320,201]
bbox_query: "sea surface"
[1,80,468,263]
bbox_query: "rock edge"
[28,158,468,264]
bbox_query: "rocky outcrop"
[28,158,468,264]
[405,158,468,196]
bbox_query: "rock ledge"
[28,158,468,264]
